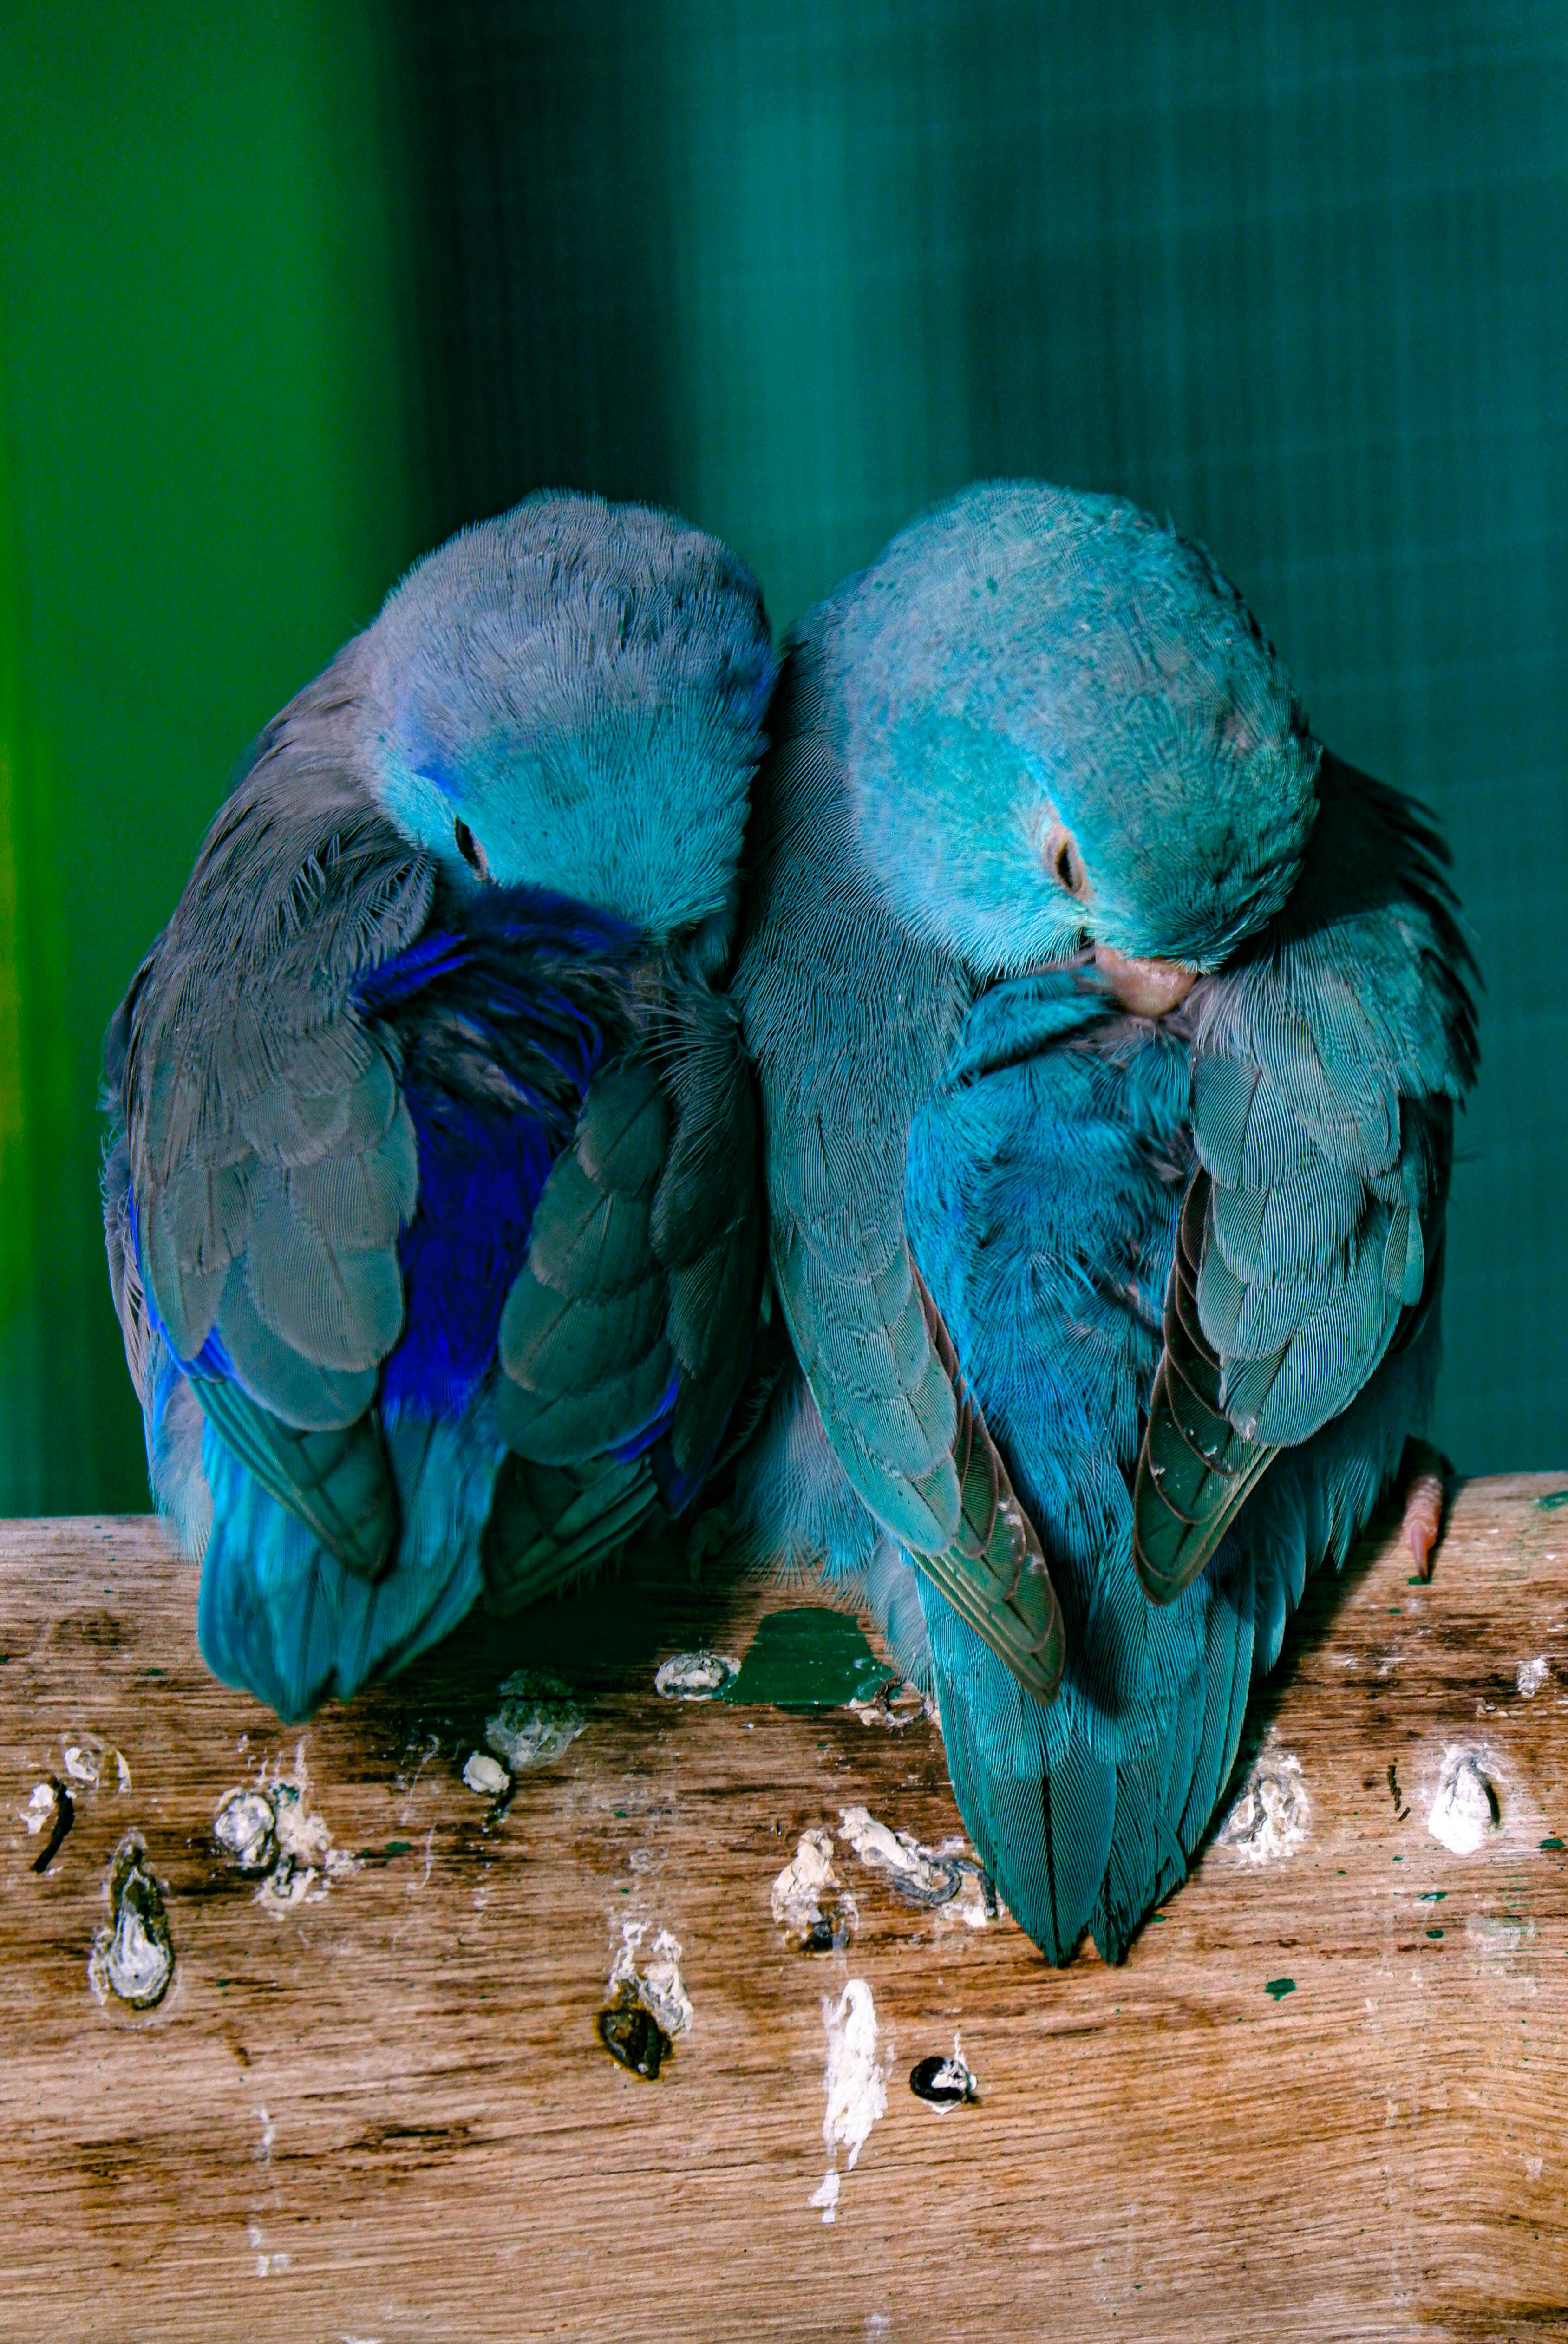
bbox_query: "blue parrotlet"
[103,493,775,1722]
[729,480,1476,1964]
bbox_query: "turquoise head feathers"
[365,491,775,938]
[834,480,1320,977]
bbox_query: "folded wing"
[111,692,431,1579]
[1134,755,1477,1601]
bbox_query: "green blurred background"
[1,0,1563,1515]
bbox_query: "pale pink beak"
[1091,943,1200,1019]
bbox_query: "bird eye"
[453,818,490,880]
[1045,824,1089,901]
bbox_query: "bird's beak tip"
[1090,944,1200,1019]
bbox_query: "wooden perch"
[3,1472,1568,2341]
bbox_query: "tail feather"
[916,1531,1259,1964]
[193,1376,397,1580]
[196,1410,493,1720]
[481,1451,658,1613]
[920,1589,1116,1963]
[1091,1756,1189,1959]
[1176,1558,1256,1852]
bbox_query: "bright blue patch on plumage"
[187,1322,237,1380]
[381,1086,561,1418]
[648,1345,757,1515]
[349,927,473,1011]
[364,883,640,1422]
[144,1340,179,1462]
[612,1371,682,1463]
[353,881,639,1015]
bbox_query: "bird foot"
[1400,1437,1453,1582]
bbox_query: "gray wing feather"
[1134,757,1477,1601]
[112,655,432,1569]
[485,979,765,1605]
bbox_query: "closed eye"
[1044,823,1089,901]
[454,818,490,881]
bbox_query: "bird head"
[363,492,775,939]
[836,481,1320,1007]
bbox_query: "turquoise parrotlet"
[729,481,1476,1964]
[103,493,774,1722]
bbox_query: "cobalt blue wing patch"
[612,1370,682,1463]
[352,881,639,1018]
[380,1085,560,1418]
[364,881,648,1421]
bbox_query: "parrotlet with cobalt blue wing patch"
[730,480,1475,1963]
[103,493,774,1721]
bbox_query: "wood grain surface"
[3,1473,1568,2342]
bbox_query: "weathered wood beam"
[2,1473,1567,2340]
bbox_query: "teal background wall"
[2,0,1563,1511]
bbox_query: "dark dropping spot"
[598,1994,669,2080]
[93,1835,176,2010]
[385,1841,414,1857]
[1542,1838,1565,1852]
[72,1611,123,1652]
[31,1779,74,1874]
[1536,1489,1568,1511]
[910,2055,977,2107]
[1418,1890,1447,1902]
[76,2138,141,2190]
[1386,1763,1402,1812]
[144,1666,164,1677]
[355,2121,475,2155]
[1264,1977,1296,2002]
[1426,1929,1444,1940]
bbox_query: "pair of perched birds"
[103,484,1475,1965]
